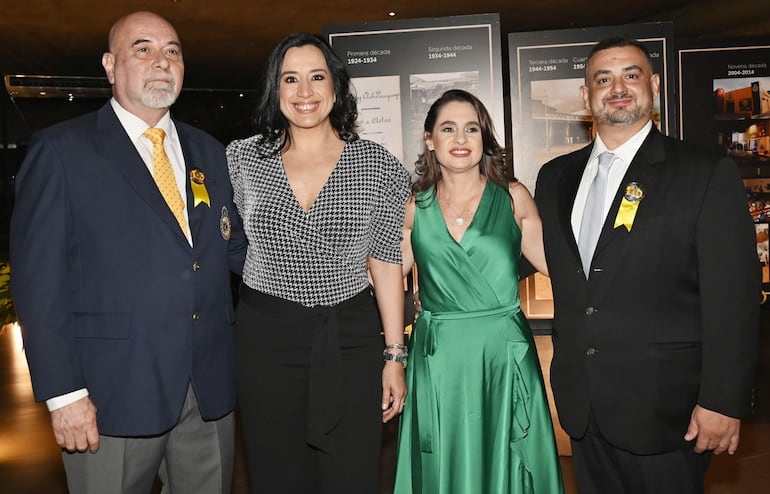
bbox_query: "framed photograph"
[324,13,504,172]
[678,38,770,178]
[508,22,674,192]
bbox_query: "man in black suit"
[535,36,760,493]
[11,11,245,493]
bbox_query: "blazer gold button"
[585,307,595,315]
[192,312,200,320]
[586,347,597,356]
[193,261,200,271]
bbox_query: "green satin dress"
[393,182,564,494]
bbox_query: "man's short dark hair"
[585,36,654,77]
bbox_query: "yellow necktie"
[143,128,189,240]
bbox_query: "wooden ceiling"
[1,0,768,90]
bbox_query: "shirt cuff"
[46,389,89,411]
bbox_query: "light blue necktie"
[578,151,615,276]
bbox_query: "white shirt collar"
[109,98,176,144]
[590,120,653,166]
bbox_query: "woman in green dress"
[394,89,564,493]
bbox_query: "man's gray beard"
[141,86,177,109]
[599,103,652,126]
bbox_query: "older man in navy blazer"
[535,37,760,493]
[10,11,245,493]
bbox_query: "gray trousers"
[62,384,234,494]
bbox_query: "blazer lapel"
[176,122,212,246]
[557,145,592,264]
[593,128,663,258]
[95,104,190,245]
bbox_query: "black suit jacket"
[11,103,247,436]
[535,127,760,454]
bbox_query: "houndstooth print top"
[227,135,411,307]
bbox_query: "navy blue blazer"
[10,102,247,436]
[535,127,760,454]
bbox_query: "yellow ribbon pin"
[614,182,644,232]
[190,169,210,208]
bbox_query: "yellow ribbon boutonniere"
[614,182,644,232]
[190,169,211,208]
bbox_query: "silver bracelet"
[383,351,408,368]
[384,343,408,353]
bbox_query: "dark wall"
[0,89,258,257]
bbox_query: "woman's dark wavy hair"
[251,32,358,151]
[413,89,512,200]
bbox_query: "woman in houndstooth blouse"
[226,32,411,494]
